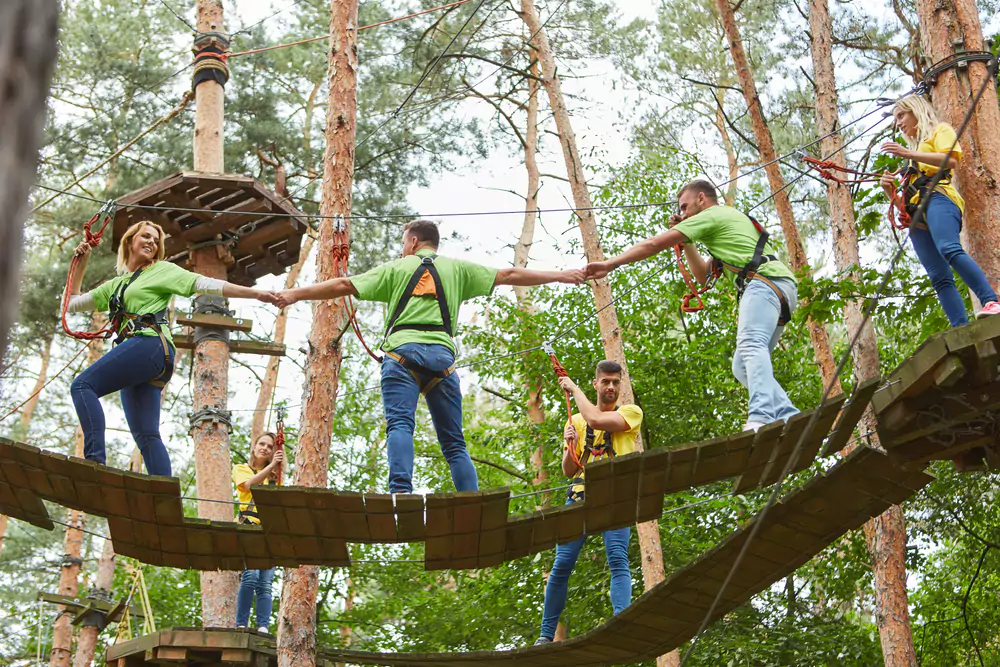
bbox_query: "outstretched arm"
[585,228,688,280]
[274,277,358,308]
[494,267,584,287]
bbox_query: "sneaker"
[742,420,766,433]
[976,301,1000,318]
[534,636,553,646]
[256,626,269,634]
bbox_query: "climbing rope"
[542,342,585,473]
[799,152,914,230]
[274,406,286,484]
[673,244,718,314]
[60,201,120,342]
[328,214,383,362]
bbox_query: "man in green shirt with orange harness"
[585,180,799,432]
[277,219,584,493]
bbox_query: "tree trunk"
[19,333,54,433]
[276,0,358,663]
[914,0,1000,307]
[807,0,917,663]
[190,0,239,626]
[711,92,740,206]
[52,314,105,667]
[73,537,116,667]
[516,2,674,663]
[715,0,841,394]
[0,0,59,371]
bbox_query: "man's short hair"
[596,360,623,377]
[678,179,719,203]
[403,219,440,248]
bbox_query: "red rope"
[330,217,383,362]
[675,245,714,313]
[61,203,119,341]
[801,156,881,185]
[544,344,584,474]
[274,409,286,485]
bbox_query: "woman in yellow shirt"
[232,432,284,633]
[880,94,1000,326]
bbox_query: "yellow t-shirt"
[567,405,644,494]
[910,123,964,213]
[232,463,278,525]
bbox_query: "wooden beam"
[175,313,252,333]
[172,334,285,356]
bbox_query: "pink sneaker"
[977,301,1000,318]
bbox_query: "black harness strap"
[237,476,275,524]
[383,255,452,343]
[710,213,792,326]
[566,409,619,503]
[903,160,952,228]
[108,268,174,387]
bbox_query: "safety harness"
[107,268,174,388]
[898,160,951,229]
[566,416,617,503]
[237,409,285,524]
[381,254,457,395]
[676,212,791,325]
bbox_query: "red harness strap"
[61,202,120,341]
[543,342,585,474]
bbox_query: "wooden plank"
[872,335,948,413]
[394,494,425,541]
[932,355,965,388]
[175,312,253,332]
[971,339,999,385]
[611,453,642,528]
[821,378,881,457]
[754,410,814,489]
[732,421,784,494]
[171,334,286,356]
[364,494,398,542]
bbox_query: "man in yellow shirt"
[534,360,642,645]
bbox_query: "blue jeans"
[235,567,275,628]
[733,277,800,424]
[539,500,631,640]
[70,335,173,477]
[381,343,478,494]
[910,193,998,327]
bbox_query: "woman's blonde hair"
[250,432,283,485]
[893,94,940,144]
[117,220,165,274]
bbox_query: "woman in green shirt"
[65,220,277,476]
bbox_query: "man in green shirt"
[585,180,799,432]
[276,219,583,493]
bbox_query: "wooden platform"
[112,171,308,286]
[0,388,854,572]
[105,448,931,667]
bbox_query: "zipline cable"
[679,53,998,666]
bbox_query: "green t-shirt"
[350,248,498,353]
[90,261,200,346]
[673,205,797,284]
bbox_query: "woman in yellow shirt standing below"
[232,432,284,633]
[881,94,1000,326]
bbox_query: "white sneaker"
[976,301,1000,318]
[742,420,766,433]
[257,626,269,633]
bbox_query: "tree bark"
[914,0,1000,307]
[807,0,917,663]
[277,0,358,663]
[517,2,674,663]
[73,537,116,667]
[51,314,105,667]
[715,0,841,394]
[0,0,59,372]
[190,0,239,626]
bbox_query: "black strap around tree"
[382,255,453,347]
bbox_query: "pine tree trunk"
[715,0,841,394]
[807,1,917,663]
[52,314,106,667]
[517,2,673,662]
[0,0,59,372]
[19,333,54,433]
[190,0,239,626]
[914,0,1000,305]
[276,0,358,663]
[72,538,116,667]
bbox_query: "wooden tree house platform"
[111,171,309,286]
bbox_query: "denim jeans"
[732,276,800,425]
[539,500,631,640]
[381,343,478,494]
[235,567,275,628]
[70,335,173,476]
[910,193,999,327]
